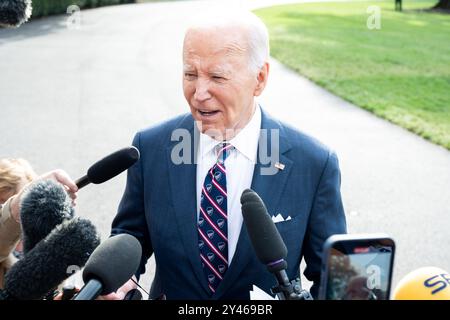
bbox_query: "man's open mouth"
[198,110,220,117]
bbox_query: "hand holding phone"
[319,234,395,300]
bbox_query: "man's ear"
[254,62,270,97]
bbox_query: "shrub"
[31,0,135,18]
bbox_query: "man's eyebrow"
[183,65,195,72]
[209,70,229,77]
[209,64,231,74]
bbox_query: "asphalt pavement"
[0,0,449,297]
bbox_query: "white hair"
[184,10,270,74]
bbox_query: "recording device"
[318,234,395,300]
[73,233,142,300]
[240,188,312,300]
[1,218,100,300]
[75,146,140,189]
[393,266,450,300]
[0,0,32,27]
[20,179,75,253]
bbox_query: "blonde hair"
[0,158,37,194]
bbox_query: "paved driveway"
[1,0,449,297]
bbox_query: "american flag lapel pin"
[275,162,285,171]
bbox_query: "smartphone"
[318,234,395,300]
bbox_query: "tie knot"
[216,143,233,163]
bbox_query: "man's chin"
[194,119,243,141]
[199,125,224,139]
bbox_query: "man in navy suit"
[107,11,346,300]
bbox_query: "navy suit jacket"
[111,108,346,300]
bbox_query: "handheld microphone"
[240,189,312,300]
[2,218,100,300]
[73,233,142,300]
[0,0,32,28]
[124,289,142,300]
[75,146,140,189]
[20,179,75,253]
[393,267,450,300]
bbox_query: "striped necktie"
[197,142,233,294]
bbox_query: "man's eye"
[212,76,226,81]
[184,73,197,79]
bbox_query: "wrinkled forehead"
[183,26,250,61]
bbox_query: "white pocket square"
[271,213,291,223]
[250,285,279,300]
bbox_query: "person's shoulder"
[262,109,335,160]
[282,122,332,155]
[138,113,194,138]
[279,120,339,171]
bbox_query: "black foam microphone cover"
[0,0,31,27]
[20,179,75,253]
[4,218,100,300]
[82,233,142,295]
[240,189,288,265]
[87,146,140,184]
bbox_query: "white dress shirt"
[196,105,261,264]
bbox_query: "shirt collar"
[198,104,261,163]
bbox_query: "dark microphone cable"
[127,278,150,300]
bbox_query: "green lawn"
[255,1,450,150]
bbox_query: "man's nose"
[194,78,212,102]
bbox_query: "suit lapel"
[214,109,293,299]
[166,115,210,295]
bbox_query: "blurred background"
[1,0,449,298]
